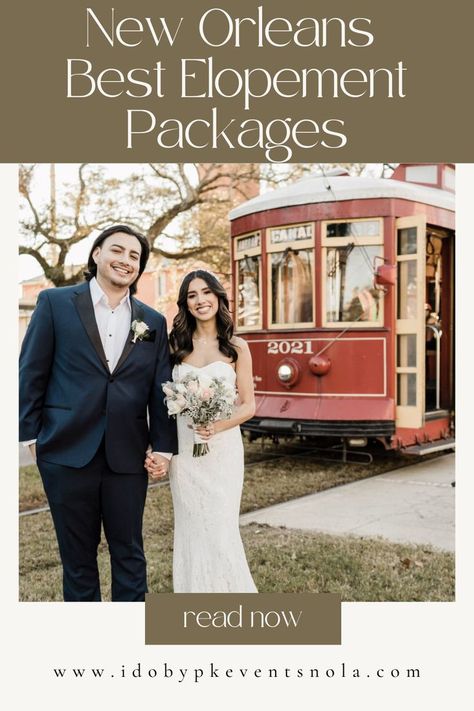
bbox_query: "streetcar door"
[425,228,454,413]
[395,215,426,428]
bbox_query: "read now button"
[145,593,341,645]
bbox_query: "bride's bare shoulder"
[231,336,251,358]
[231,335,247,348]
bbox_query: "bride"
[146,270,257,593]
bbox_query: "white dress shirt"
[89,277,131,373]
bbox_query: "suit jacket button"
[109,377,115,383]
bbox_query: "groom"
[19,225,178,601]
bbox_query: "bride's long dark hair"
[169,270,238,365]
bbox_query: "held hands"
[144,452,170,480]
[144,423,222,478]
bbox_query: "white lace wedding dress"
[169,361,257,593]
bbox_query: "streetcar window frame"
[234,230,262,332]
[266,222,315,330]
[322,217,384,328]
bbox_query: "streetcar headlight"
[276,359,300,388]
[278,363,294,382]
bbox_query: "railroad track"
[18,444,330,518]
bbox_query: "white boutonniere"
[131,319,150,343]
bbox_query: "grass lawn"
[19,450,455,602]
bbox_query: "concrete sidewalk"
[240,454,455,552]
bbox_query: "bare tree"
[20,162,374,286]
[19,163,262,285]
[139,163,260,266]
[19,163,132,286]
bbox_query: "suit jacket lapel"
[112,298,145,375]
[73,283,109,372]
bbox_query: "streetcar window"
[237,256,261,328]
[397,334,417,368]
[325,246,382,323]
[397,260,418,319]
[398,227,417,255]
[397,373,417,407]
[270,248,314,325]
[266,222,315,328]
[234,231,261,331]
[322,218,384,327]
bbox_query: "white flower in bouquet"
[196,373,213,390]
[187,379,199,394]
[167,398,183,416]
[162,371,237,456]
[162,383,175,397]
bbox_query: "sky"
[18,162,386,283]
[19,164,139,282]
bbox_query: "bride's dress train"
[169,360,257,592]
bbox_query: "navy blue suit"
[19,281,178,601]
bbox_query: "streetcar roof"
[229,174,455,220]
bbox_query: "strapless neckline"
[180,360,235,372]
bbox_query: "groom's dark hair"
[84,224,150,295]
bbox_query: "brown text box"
[145,593,341,645]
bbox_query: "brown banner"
[145,593,341,645]
[2,1,473,161]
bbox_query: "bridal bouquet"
[162,372,237,457]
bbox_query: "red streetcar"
[229,164,455,455]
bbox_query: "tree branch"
[19,245,51,274]
[148,164,185,199]
[151,243,222,260]
[73,163,88,230]
[146,196,203,243]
